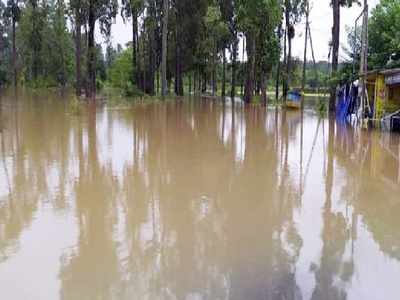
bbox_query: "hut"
[365,68,400,129]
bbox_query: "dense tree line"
[0,0,398,104]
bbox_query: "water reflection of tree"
[334,123,400,261]
[1,96,305,299]
[0,92,74,262]
[109,101,304,299]
[60,103,121,300]
[311,118,352,300]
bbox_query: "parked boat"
[285,90,303,109]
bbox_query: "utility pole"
[301,0,310,107]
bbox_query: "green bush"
[108,46,133,90]
[124,81,144,97]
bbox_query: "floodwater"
[0,91,400,300]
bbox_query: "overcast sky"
[104,0,380,62]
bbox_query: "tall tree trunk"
[188,72,192,95]
[131,7,138,86]
[284,0,291,101]
[161,0,169,98]
[275,23,282,101]
[202,68,207,93]
[142,21,146,93]
[261,71,267,106]
[282,28,287,100]
[156,69,160,94]
[240,37,245,96]
[230,35,238,99]
[193,72,196,94]
[87,1,96,99]
[212,43,217,96]
[174,15,183,96]
[221,49,226,97]
[12,17,17,88]
[75,4,82,96]
[31,0,39,80]
[148,0,156,95]
[330,0,340,113]
[301,2,309,93]
[244,33,255,103]
[275,60,281,101]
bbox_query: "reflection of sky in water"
[0,207,77,299]
[97,111,134,180]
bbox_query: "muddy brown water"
[0,91,400,300]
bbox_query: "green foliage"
[17,0,74,87]
[108,46,133,88]
[284,0,307,26]
[369,0,400,69]
[107,46,143,97]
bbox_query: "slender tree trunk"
[75,5,82,96]
[275,23,282,101]
[240,37,245,96]
[302,2,309,93]
[222,49,226,97]
[174,15,183,96]
[161,0,169,98]
[282,28,287,100]
[148,0,156,95]
[12,18,17,88]
[142,21,146,93]
[131,7,138,86]
[31,0,39,80]
[275,60,281,101]
[284,1,291,101]
[87,1,96,99]
[244,33,255,103]
[230,35,238,99]
[261,71,267,106]
[189,72,192,95]
[156,69,160,94]
[330,0,340,113]
[202,68,207,93]
[212,43,217,96]
[194,70,197,94]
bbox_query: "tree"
[16,0,74,87]
[108,46,133,89]
[236,0,281,103]
[4,0,22,87]
[218,0,237,98]
[69,0,86,95]
[283,0,306,101]
[121,0,143,90]
[204,2,230,96]
[86,0,118,99]
[161,0,168,97]
[329,0,359,112]
[50,0,74,86]
[0,1,11,85]
[368,0,400,69]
